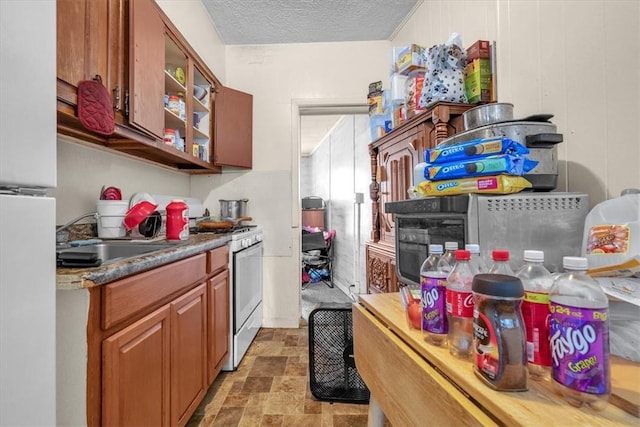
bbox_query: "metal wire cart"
[301,230,334,288]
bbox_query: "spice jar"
[472,273,528,392]
[163,128,176,147]
[167,95,180,116]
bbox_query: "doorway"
[299,110,372,319]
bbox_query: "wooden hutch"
[366,102,474,294]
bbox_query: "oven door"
[233,241,263,333]
[395,214,466,286]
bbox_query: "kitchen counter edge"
[56,234,230,290]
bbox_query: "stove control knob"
[243,238,251,248]
[256,234,263,242]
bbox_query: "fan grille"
[308,304,370,403]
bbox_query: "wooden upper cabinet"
[129,0,165,139]
[214,86,253,168]
[56,0,109,111]
[56,0,253,173]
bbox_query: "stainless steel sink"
[57,241,181,267]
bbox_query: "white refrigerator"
[0,1,57,425]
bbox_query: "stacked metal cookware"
[438,103,562,190]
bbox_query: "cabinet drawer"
[102,253,206,330]
[207,245,229,274]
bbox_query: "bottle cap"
[428,244,443,255]
[465,243,480,254]
[445,241,458,251]
[492,249,510,261]
[563,256,588,270]
[523,250,544,262]
[454,249,470,261]
[472,274,524,298]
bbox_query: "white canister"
[96,200,129,238]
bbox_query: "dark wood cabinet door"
[170,283,207,427]
[56,0,108,109]
[377,132,419,246]
[208,270,229,384]
[102,304,171,427]
[214,86,253,168]
[129,0,165,139]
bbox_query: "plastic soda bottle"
[420,244,447,346]
[446,250,477,359]
[488,249,514,275]
[549,256,610,411]
[515,250,553,380]
[466,243,488,273]
[438,241,459,275]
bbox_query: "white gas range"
[223,226,263,370]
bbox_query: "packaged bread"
[416,174,532,197]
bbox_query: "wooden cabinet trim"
[102,253,206,330]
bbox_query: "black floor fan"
[308,303,370,403]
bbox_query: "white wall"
[394,0,639,203]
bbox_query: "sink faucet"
[56,212,98,234]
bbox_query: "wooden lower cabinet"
[207,269,229,384]
[91,248,229,426]
[170,284,207,426]
[365,243,399,294]
[102,305,171,427]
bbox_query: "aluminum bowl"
[463,102,514,130]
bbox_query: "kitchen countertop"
[56,234,230,290]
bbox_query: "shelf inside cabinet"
[164,71,185,95]
[193,126,208,139]
[164,108,186,130]
[193,97,209,113]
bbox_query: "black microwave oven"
[386,192,590,287]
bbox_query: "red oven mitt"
[77,75,115,136]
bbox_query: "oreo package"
[426,137,529,164]
[426,154,538,181]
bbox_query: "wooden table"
[353,293,638,426]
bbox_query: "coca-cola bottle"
[515,250,553,380]
[446,250,477,359]
[488,249,514,275]
[420,244,447,346]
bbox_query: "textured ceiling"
[201,0,421,45]
[200,0,421,154]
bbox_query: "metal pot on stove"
[438,115,562,190]
[219,199,248,219]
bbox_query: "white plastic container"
[96,200,129,238]
[582,188,640,271]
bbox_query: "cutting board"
[611,355,640,417]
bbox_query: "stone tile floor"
[187,325,374,427]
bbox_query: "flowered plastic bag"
[419,33,468,108]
